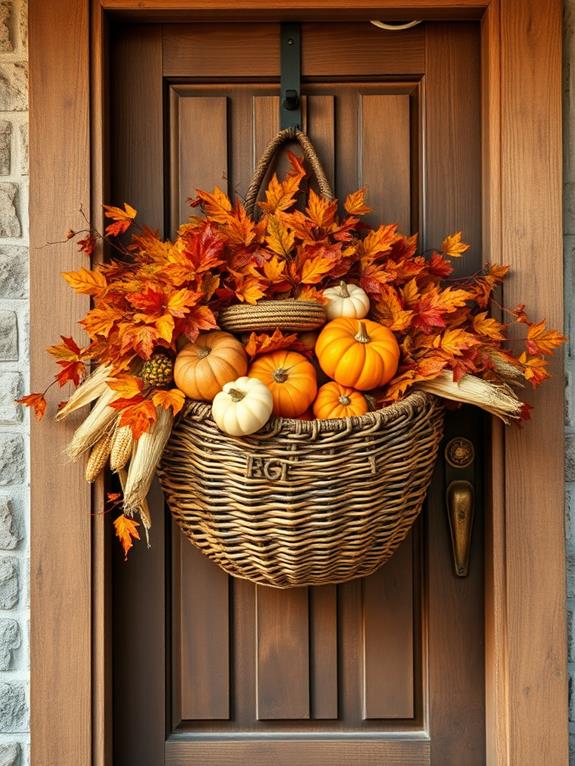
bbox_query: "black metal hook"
[280,24,301,130]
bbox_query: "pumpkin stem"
[338,394,351,406]
[354,321,371,344]
[338,280,350,298]
[197,347,210,359]
[228,387,245,403]
[273,368,289,384]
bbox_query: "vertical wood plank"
[256,586,310,720]
[109,26,166,766]
[30,2,91,764]
[362,537,414,719]
[310,586,338,719]
[177,542,230,720]
[360,94,411,232]
[500,1,568,763]
[306,95,335,187]
[424,23,482,274]
[171,93,229,232]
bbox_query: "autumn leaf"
[156,313,175,343]
[62,267,107,297]
[301,254,335,285]
[81,306,123,339]
[17,392,47,419]
[401,278,419,307]
[259,172,303,214]
[191,187,232,223]
[441,231,470,258]
[103,202,137,237]
[263,255,287,283]
[306,190,337,229]
[296,286,328,303]
[344,188,372,216]
[361,224,399,262]
[265,215,295,256]
[518,352,550,387]
[526,320,566,356]
[119,324,159,359]
[77,233,96,257]
[47,335,84,361]
[55,359,86,387]
[433,328,481,356]
[152,388,185,416]
[244,329,299,358]
[472,312,506,341]
[108,375,144,399]
[114,397,157,439]
[234,276,267,305]
[114,514,140,560]
[428,251,454,278]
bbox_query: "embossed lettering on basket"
[245,454,289,481]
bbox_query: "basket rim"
[219,299,325,314]
[180,389,439,436]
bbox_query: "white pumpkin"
[211,376,273,436]
[323,281,370,320]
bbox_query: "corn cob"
[110,425,133,472]
[85,431,113,482]
[66,385,118,461]
[118,467,151,546]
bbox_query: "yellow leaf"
[263,255,286,283]
[401,278,419,307]
[62,267,107,297]
[113,514,140,560]
[152,388,185,416]
[265,215,295,256]
[344,188,372,216]
[306,189,337,228]
[472,311,506,341]
[156,313,175,343]
[235,277,266,305]
[441,231,470,258]
[301,255,334,285]
[108,375,144,399]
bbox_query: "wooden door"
[110,20,484,765]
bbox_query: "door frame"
[29,1,567,764]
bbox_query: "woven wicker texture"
[158,391,444,588]
[219,299,326,332]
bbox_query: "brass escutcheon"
[445,437,475,469]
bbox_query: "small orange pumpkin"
[174,331,248,401]
[313,382,369,420]
[315,318,400,390]
[248,350,317,418]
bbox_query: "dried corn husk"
[85,431,113,482]
[123,406,173,517]
[415,371,523,424]
[56,365,111,421]
[118,467,151,546]
[486,352,526,388]
[66,385,118,461]
[110,424,133,472]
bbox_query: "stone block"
[0,682,26,732]
[18,0,26,50]
[17,124,26,176]
[0,247,27,299]
[0,1,13,53]
[0,184,20,238]
[0,619,20,671]
[566,236,575,359]
[0,557,18,609]
[0,120,11,176]
[0,311,17,361]
[0,743,20,766]
[569,434,575,483]
[0,434,24,486]
[0,496,21,550]
[0,63,27,112]
[0,373,22,424]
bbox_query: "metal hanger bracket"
[280,23,301,130]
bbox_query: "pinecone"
[140,353,174,388]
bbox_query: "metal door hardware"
[444,436,476,577]
[280,24,301,130]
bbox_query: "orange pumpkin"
[315,318,400,390]
[248,350,317,418]
[174,331,248,401]
[313,382,369,420]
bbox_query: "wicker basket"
[158,391,443,588]
[219,299,326,333]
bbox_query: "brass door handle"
[446,480,474,577]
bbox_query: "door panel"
[111,20,484,765]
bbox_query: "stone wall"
[0,1,27,764]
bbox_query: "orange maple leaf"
[306,190,338,229]
[152,388,185,416]
[472,311,506,341]
[55,360,86,387]
[113,514,140,560]
[526,320,566,356]
[301,255,335,285]
[234,276,266,305]
[265,215,295,257]
[441,231,470,258]
[108,375,144,399]
[17,392,47,419]
[62,267,107,297]
[433,328,481,356]
[47,335,84,361]
[244,329,299,359]
[116,397,157,439]
[518,352,551,387]
[344,188,372,216]
[192,187,232,223]
[103,203,137,237]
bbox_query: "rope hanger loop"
[369,20,423,31]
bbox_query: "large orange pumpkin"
[174,331,248,401]
[312,381,369,420]
[248,350,317,418]
[315,318,400,390]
